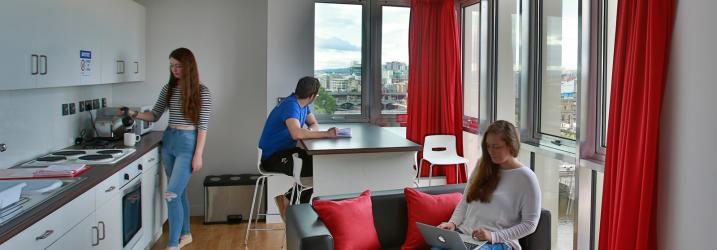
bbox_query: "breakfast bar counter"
[299,123,421,197]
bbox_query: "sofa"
[285,184,551,250]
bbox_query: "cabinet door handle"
[98,221,106,240]
[117,60,125,74]
[134,61,139,74]
[35,229,53,241]
[105,186,116,192]
[31,54,39,75]
[39,55,47,75]
[91,226,99,246]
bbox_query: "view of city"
[313,3,409,116]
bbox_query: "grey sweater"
[449,165,541,250]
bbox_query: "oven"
[121,173,142,249]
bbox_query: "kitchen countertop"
[300,123,421,155]
[0,131,163,244]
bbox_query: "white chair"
[418,135,469,187]
[244,148,294,246]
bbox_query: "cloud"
[316,37,361,51]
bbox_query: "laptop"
[416,222,487,250]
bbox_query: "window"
[538,0,579,144]
[599,0,618,150]
[380,6,410,116]
[462,1,481,133]
[313,0,409,125]
[314,2,366,121]
[495,0,525,129]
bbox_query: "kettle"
[120,107,135,128]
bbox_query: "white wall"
[112,0,268,215]
[267,0,314,114]
[658,1,717,248]
[0,85,112,168]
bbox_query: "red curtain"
[599,0,675,249]
[406,0,465,184]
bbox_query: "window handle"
[551,140,562,146]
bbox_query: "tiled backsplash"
[0,85,112,168]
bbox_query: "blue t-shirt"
[258,95,311,160]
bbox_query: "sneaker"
[178,234,193,248]
[274,195,289,223]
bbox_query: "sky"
[314,3,410,70]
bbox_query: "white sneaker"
[178,234,192,248]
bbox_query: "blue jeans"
[161,128,197,247]
[431,242,511,250]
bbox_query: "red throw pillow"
[312,190,381,250]
[401,188,463,250]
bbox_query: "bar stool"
[289,153,313,205]
[418,135,469,187]
[244,148,295,246]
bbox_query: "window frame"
[314,0,371,123]
[370,0,411,126]
[528,0,579,152]
[460,0,482,134]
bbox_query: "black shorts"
[260,147,313,177]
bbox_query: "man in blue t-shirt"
[258,77,336,218]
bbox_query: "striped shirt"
[151,83,212,131]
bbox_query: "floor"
[150,216,287,250]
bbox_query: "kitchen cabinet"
[94,194,122,250]
[100,0,146,84]
[0,188,95,250]
[0,147,163,250]
[45,213,95,250]
[139,147,165,248]
[0,0,145,91]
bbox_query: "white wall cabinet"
[0,0,145,91]
[100,0,146,84]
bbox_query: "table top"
[299,123,421,155]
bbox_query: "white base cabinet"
[0,146,165,250]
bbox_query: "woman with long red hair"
[127,48,211,250]
[435,120,541,250]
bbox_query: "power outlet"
[79,101,85,112]
[69,103,76,115]
[92,99,99,110]
[62,103,69,116]
[101,98,107,108]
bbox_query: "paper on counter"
[337,128,352,138]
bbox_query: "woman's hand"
[436,222,456,231]
[192,155,203,172]
[472,228,493,242]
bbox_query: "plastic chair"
[418,135,469,187]
[244,148,294,246]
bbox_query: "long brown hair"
[465,120,521,203]
[167,48,201,124]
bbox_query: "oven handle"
[121,174,142,194]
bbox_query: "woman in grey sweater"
[436,120,541,250]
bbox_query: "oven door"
[121,177,142,249]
